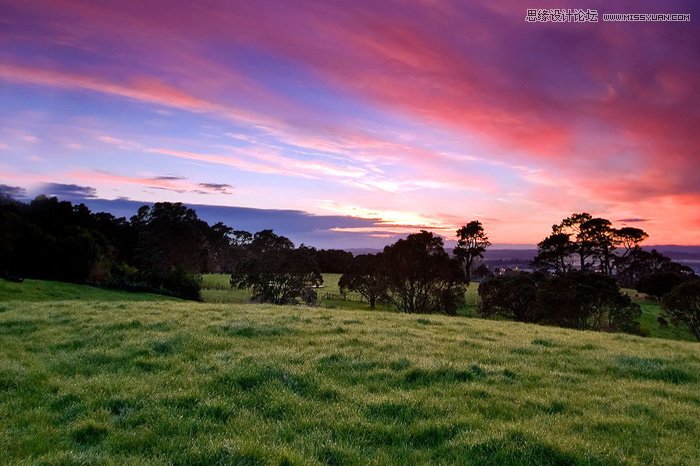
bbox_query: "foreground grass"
[0,279,176,303]
[1,301,699,465]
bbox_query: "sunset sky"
[1,0,698,247]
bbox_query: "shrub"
[535,272,641,333]
[479,272,641,334]
[162,267,202,301]
[636,271,689,301]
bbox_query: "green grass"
[622,289,695,342]
[5,276,688,342]
[205,277,694,341]
[201,274,250,304]
[1,300,699,464]
[637,301,694,341]
[0,279,176,302]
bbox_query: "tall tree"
[618,248,695,288]
[384,231,465,314]
[250,229,294,254]
[131,202,209,275]
[578,218,617,275]
[553,212,593,270]
[454,220,491,282]
[339,254,388,309]
[615,227,648,258]
[230,243,322,305]
[532,232,576,273]
[230,230,253,248]
[315,249,354,273]
[204,222,234,273]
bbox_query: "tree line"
[336,213,699,339]
[0,195,351,300]
[483,212,699,339]
[2,194,698,340]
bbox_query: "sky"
[1,0,699,248]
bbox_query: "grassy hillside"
[0,279,177,302]
[1,301,698,465]
[203,274,692,341]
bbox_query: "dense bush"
[478,272,641,334]
[536,272,641,333]
[636,271,690,301]
[161,267,202,301]
[662,280,700,341]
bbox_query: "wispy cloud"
[1,0,698,244]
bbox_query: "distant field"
[0,279,176,302]
[1,300,698,464]
[202,273,481,315]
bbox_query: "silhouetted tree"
[383,231,465,314]
[616,248,666,288]
[554,213,593,270]
[339,254,388,309]
[204,222,234,273]
[0,196,113,283]
[539,214,650,279]
[535,272,641,333]
[132,202,209,275]
[230,234,322,305]
[315,249,354,273]
[230,230,253,247]
[635,271,690,302]
[662,280,700,341]
[0,195,236,300]
[227,229,254,272]
[454,220,491,282]
[250,229,294,254]
[579,218,617,275]
[615,227,649,257]
[532,232,575,273]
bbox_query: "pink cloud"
[2,0,697,244]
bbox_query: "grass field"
[0,279,176,303]
[1,299,699,465]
